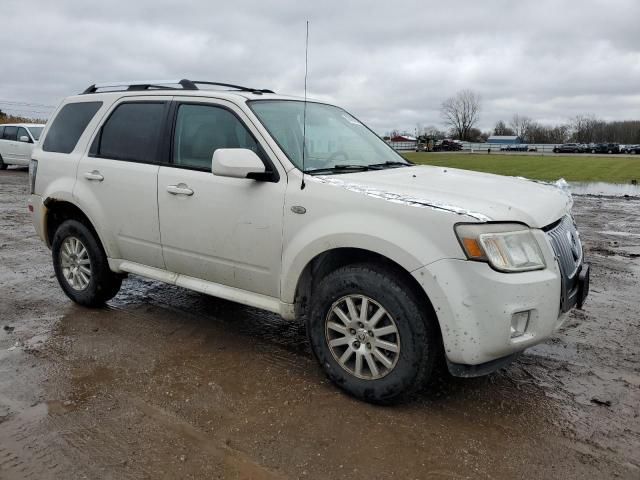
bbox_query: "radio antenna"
[301,20,309,190]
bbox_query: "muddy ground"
[1,168,638,479]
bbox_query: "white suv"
[28,79,589,403]
[0,123,44,169]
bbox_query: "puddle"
[568,182,640,197]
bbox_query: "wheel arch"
[43,198,108,255]
[292,247,441,336]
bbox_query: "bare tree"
[493,120,514,136]
[440,90,481,141]
[527,122,570,144]
[571,114,604,143]
[510,114,533,141]
[423,125,446,140]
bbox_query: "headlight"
[455,223,546,272]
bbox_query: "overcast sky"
[1,0,639,134]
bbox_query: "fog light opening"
[510,311,531,338]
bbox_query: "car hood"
[318,165,571,228]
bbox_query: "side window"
[97,102,165,163]
[17,127,31,143]
[0,126,4,139]
[173,104,263,170]
[3,126,18,141]
[43,102,102,153]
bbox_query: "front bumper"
[413,256,565,366]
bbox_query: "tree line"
[0,109,43,125]
[388,90,640,144]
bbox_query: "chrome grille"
[545,215,584,312]
[546,215,582,279]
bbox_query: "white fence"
[460,142,559,154]
[387,141,562,153]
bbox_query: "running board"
[109,259,295,320]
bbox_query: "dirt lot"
[1,168,638,479]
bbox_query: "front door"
[1,126,18,162]
[158,100,286,298]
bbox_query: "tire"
[608,150,613,154]
[0,154,7,170]
[591,149,596,154]
[553,148,559,153]
[307,264,439,404]
[573,149,579,153]
[52,219,122,307]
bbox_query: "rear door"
[157,99,286,297]
[75,97,171,268]
[14,127,33,165]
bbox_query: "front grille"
[545,215,583,312]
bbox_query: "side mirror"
[212,148,267,180]
[19,135,30,143]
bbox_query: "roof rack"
[81,79,275,95]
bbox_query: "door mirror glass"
[212,148,266,179]
[19,135,30,143]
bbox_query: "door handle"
[166,184,194,196]
[84,170,104,181]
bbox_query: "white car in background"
[0,123,45,169]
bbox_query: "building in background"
[387,134,417,151]
[486,135,522,144]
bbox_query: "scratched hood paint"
[324,165,571,228]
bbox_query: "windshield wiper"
[366,161,412,169]
[305,164,379,174]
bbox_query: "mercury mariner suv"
[28,79,590,403]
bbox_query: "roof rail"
[81,79,274,95]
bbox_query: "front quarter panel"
[280,171,470,303]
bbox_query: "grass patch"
[402,152,640,183]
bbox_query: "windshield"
[27,126,44,141]
[249,100,409,173]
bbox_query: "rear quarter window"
[43,102,103,154]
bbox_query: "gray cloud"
[1,0,639,134]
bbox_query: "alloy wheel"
[60,236,92,290]
[325,294,400,380]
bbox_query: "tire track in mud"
[2,169,640,479]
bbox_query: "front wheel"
[307,264,439,404]
[52,219,122,307]
[0,155,7,170]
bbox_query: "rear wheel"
[591,149,597,154]
[307,264,439,404]
[0,154,7,170]
[52,219,121,307]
